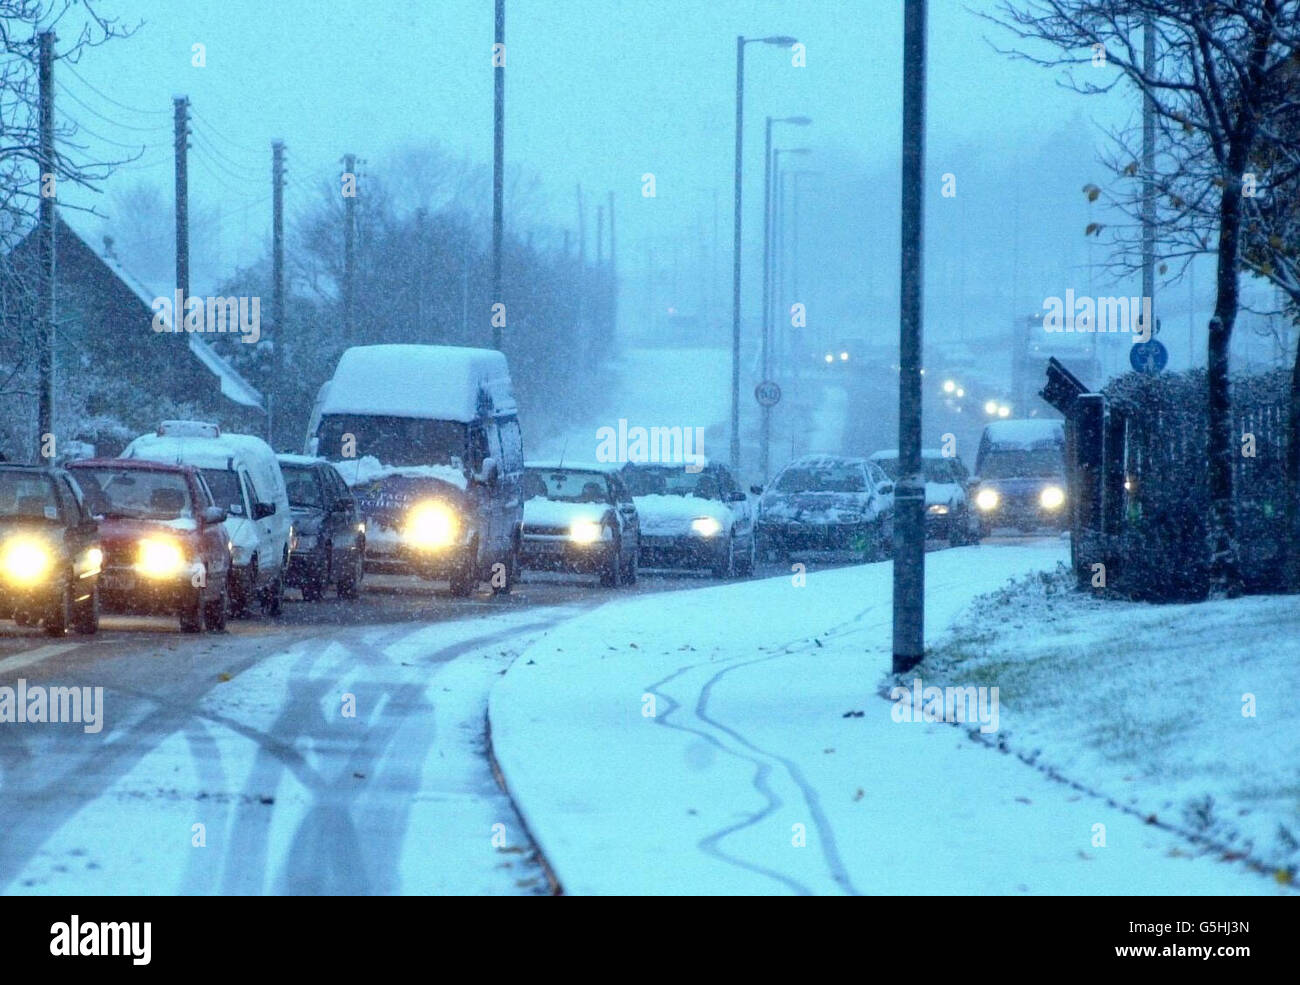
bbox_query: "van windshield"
[979,448,1063,480]
[317,415,467,468]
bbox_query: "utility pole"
[596,204,604,267]
[271,140,285,443]
[492,0,505,351]
[1141,14,1156,339]
[608,191,617,344]
[730,37,746,471]
[36,31,55,459]
[576,183,586,354]
[342,152,356,336]
[174,96,190,322]
[893,0,927,674]
[760,115,774,479]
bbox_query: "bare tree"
[986,0,1300,595]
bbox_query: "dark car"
[621,461,754,578]
[68,459,232,632]
[972,420,1068,535]
[277,455,365,601]
[520,463,639,587]
[869,449,980,546]
[754,455,895,561]
[0,464,101,636]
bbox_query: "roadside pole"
[893,0,926,674]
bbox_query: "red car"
[67,459,232,632]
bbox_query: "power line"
[60,61,170,116]
[188,106,261,154]
[190,124,261,178]
[55,78,171,133]
[58,110,157,152]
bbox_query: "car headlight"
[404,500,459,549]
[976,488,1000,512]
[569,519,606,544]
[1,538,53,585]
[690,516,722,537]
[1040,485,1065,510]
[80,547,103,578]
[138,537,186,578]
[927,503,950,515]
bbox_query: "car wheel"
[862,521,889,563]
[204,583,229,632]
[260,570,284,617]
[599,534,623,588]
[44,580,72,637]
[71,582,99,635]
[711,535,736,579]
[735,533,756,577]
[302,569,325,601]
[622,542,639,585]
[492,541,520,596]
[179,588,206,633]
[337,548,364,599]
[229,561,255,618]
[448,544,478,597]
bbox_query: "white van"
[122,421,292,615]
[307,345,525,596]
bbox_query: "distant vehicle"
[520,462,639,587]
[820,337,869,368]
[68,459,232,632]
[0,464,101,636]
[309,345,525,597]
[971,419,1067,535]
[276,455,365,601]
[122,421,291,617]
[868,449,980,546]
[753,454,894,562]
[621,461,754,578]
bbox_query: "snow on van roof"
[319,345,516,423]
[123,430,279,478]
[982,419,1064,447]
[868,449,947,460]
[526,460,623,474]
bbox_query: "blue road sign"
[1130,339,1168,375]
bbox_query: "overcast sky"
[49,0,1279,374]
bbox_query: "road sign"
[1129,339,1168,375]
[754,380,782,407]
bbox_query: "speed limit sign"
[754,380,782,407]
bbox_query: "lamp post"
[760,116,811,480]
[730,35,797,472]
[772,147,811,378]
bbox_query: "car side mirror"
[475,456,500,487]
[727,490,747,502]
[201,506,227,525]
[334,497,353,513]
[252,501,276,520]
[749,485,764,496]
[879,483,894,495]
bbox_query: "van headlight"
[404,500,459,549]
[138,537,186,578]
[927,503,950,515]
[1,538,53,585]
[976,488,1000,512]
[1040,485,1065,510]
[690,516,722,537]
[569,519,606,544]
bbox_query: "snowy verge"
[922,566,1299,883]
[489,542,1283,894]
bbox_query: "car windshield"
[0,473,61,521]
[774,465,865,494]
[281,464,323,509]
[979,448,1064,480]
[201,469,245,515]
[316,414,467,468]
[524,470,610,504]
[73,467,194,521]
[624,468,722,499]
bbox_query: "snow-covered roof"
[122,432,244,471]
[100,252,264,410]
[276,453,324,467]
[525,460,622,474]
[982,419,1064,448]
[868,449,948,460]
[320,345,516,423]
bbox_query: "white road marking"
[0,642,81,676]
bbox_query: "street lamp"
[760,115,811,480]
[772,148,811,375]
[731,35,797,472]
